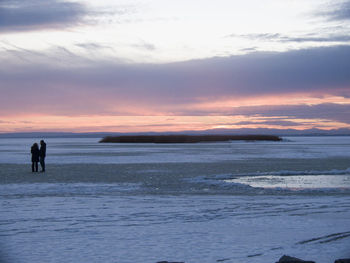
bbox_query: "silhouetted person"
[39,140,46,172]
[31,143,40,172]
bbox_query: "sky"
[1,0,350,133]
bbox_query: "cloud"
[75,43,112,51]
[0,120,13,124]
[0,0,87,32]
[323,1,350,21]
[131,41,156,51]
[229,103,350,125]
[166,103,350,125]
[233,120,304,127]
[0,45,350,118]
[239,47,258,52]
[228,32,350,43]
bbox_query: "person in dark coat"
[31,143,40,172]
[39,140,46,172]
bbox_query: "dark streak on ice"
[297,231,350,244]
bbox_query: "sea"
[0,136,349,263]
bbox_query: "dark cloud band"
[0,0,86,32]
[0,45,350,119]
[325,1,350,21]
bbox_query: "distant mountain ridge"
[1,127,350,138]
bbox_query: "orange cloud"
[1,113,349,133]
[192,93,350,110]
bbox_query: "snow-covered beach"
[1,136,350,262]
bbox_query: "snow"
[1,190,349,263]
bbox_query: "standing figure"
[31,143,40,172]
[39,140,46,172]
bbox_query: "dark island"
[99,134,282,143]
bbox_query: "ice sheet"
[1,136,350,164]
[1,190,349,263]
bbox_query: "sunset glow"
[1,0,350,133]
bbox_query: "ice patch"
[187,169,350,194]
[225,175,350,190]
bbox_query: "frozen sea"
[0,136,350,263]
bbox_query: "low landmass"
[99,134,282,143]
